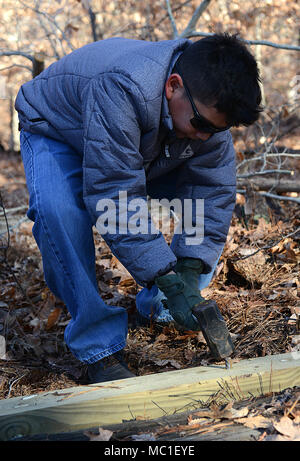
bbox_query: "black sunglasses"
[174,64,231,134]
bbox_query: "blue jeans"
[20,130,128,364]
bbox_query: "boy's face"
[165,73,228,141]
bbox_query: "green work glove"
[174,258,204,292]
[154,272,203,331]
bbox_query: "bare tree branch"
[179,0,212,38]
[34,0,61,60]
[0,50,46,77]
[164,2,300,51]
[165,0,179,38]
[0,51,34,62]
[79,0,99,41]
[19,0,75,54]
[87,5,98,42]
[186,31,300,51]
[0,63,32,72]
[237,153,300,170]
[154,0,194,30]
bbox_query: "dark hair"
[176,33,263,127]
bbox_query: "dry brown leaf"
[212,402,249,420]
[26,283,41,298]
[39,290,56,320]
[294,415,300,424]
[184,349,196,361]
[118,278,135,287]
[237,415,273,429]
[0,335,6,359]
[192,409,216,418]
[155,333,168,342]
[225,240,239,254]
[264,434,292,441]
[153,359,182,369]
[233,251,272,285]
[221,406,249,419]
[291,306,300,316]
[250,218,272,241]
[84,427,113,441]
[273,416,300,440]
[291,335,300,345]
[131,433,157,441]
[187,416,213,426]
[175,331,199,341]
[98,259,111,269]
[19,221,34,235]
[45,307,61,330]
[190,403,249,422]
[284,248,298,263]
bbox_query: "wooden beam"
[0,352,299,441]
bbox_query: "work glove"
[174,258,204,292]
[172,258,234,359]
[154,272,203,331]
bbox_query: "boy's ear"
[165,73,183,100]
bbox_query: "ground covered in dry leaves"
[0,150,299,430]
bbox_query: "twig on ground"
[232,226,300,262]
[6,372,29,398]
[0,190,10,261]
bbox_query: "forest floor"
[0,140,299,441]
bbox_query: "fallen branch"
[237,189,300,204]
[237,169,294,179]
[232,226,300,262]
[258,191,300,204]
[0,215,29,238]
[237,178,300,193]
[0,191,10,261]
[0,205,28,216]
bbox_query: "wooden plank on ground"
[15,399,264,441]
[0,352,299,440]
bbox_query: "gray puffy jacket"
[15,37,236,286]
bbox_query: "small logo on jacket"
[178,144,194,159]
